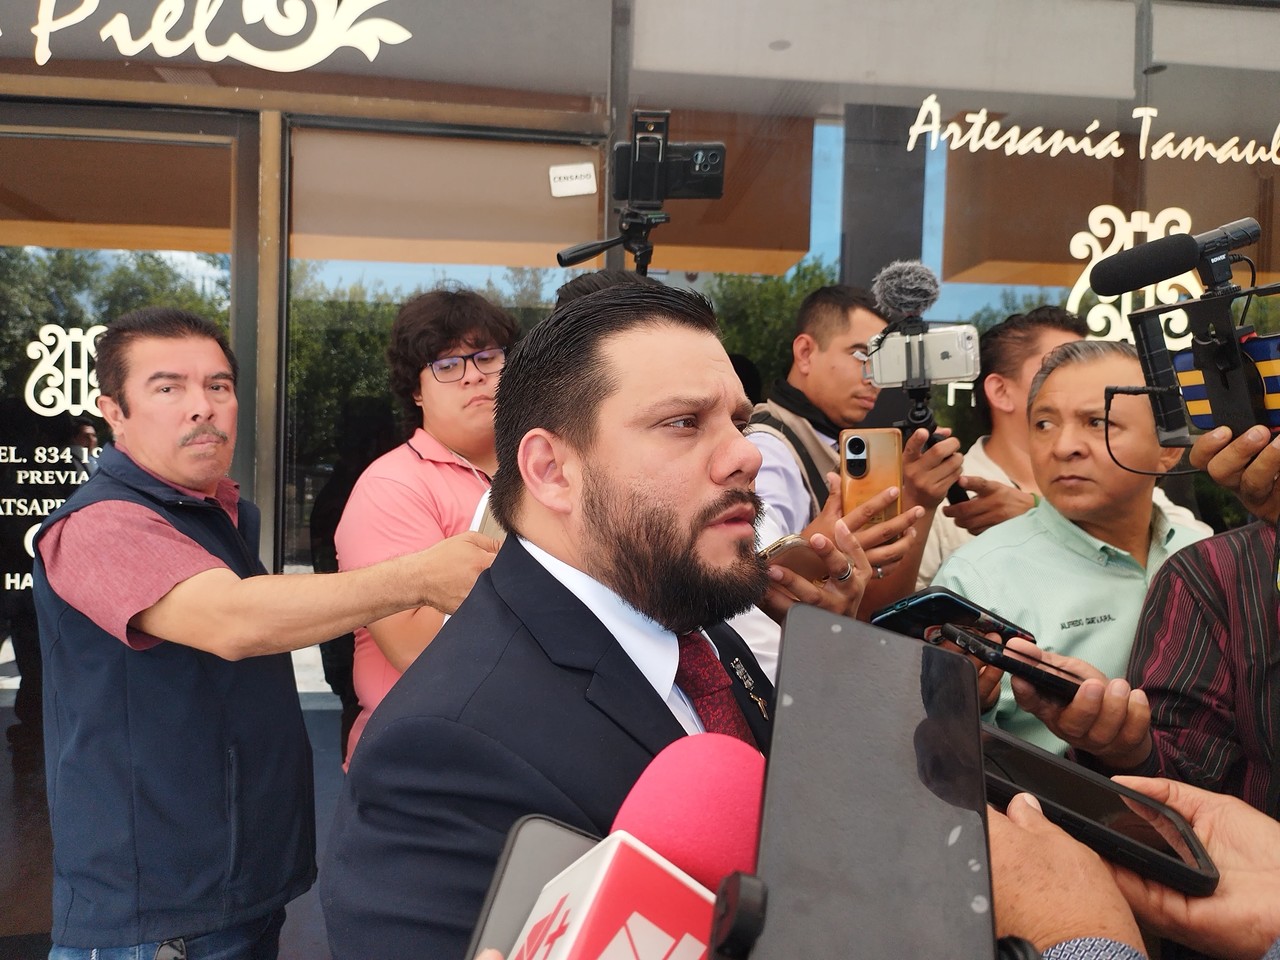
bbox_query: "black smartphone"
[870,586,1034,645]
[981,724,1219,897]
[940,624,1083,704]
[466,815,599,958]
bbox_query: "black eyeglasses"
[427,347,507,383]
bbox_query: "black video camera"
[1090,217,1280,447]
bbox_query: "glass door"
[0,103,258,949]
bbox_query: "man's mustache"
[692,489,763,532]
[180,425,230,446]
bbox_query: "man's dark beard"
[581,475,770,634]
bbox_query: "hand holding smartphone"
[982,724,1218,897]
[757,534,828,583]
[839,429,902,524]
[941,624,1084,704]
[870,586,1034,645]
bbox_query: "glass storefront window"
[282,127,602,571]
[623,1,1277,304]
[0,243,229,595]
[1,0,1275,684]
[0,125,239,719]
[621,0,1279,440]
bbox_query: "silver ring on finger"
[835,561,854,582]
[874,565,885,579]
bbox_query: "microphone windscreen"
[1089,232,1199,297]
[872,260,941,319]
[610,733,764,892]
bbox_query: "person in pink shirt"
[336,289,517,761]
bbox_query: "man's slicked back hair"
[975,305,1088,430]
[793,285,885,349]
[554,269,660,309]
[95,307,237,417]
[489,284,720,534]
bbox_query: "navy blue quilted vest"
[33,445,315,947]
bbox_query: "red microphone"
[496,734,765,960]
[611,732,764,892]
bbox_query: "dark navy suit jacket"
[320,537,773,960]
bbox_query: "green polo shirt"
[931,498,1207,755]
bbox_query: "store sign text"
[18,0,412,71]
[906,94,1280,167]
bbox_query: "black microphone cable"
[1231,254,1257,328]
[1102,386,1199,478]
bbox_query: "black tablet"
[740,606,997,958]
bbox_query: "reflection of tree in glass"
[0,248,96,396]
[0,246,228,401]
[283,267,400,566]
[479,266,555,334]
[94,251,229,323]
[284,296,397,470]
[707,257,838,391]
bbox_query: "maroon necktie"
[675,632,758,749]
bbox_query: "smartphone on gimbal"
[868,325,979,389]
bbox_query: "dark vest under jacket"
[33,445,316,948]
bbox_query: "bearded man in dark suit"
[320,284,870,960]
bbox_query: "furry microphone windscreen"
[872,260,941,320]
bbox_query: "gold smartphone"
[839,428,902,524]
[757,534,828,583]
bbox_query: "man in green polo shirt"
[931,339,1206,755]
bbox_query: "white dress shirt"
[520,538,707,735]
[748,427,838,537]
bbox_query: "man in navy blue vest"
[32,307,497,960]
